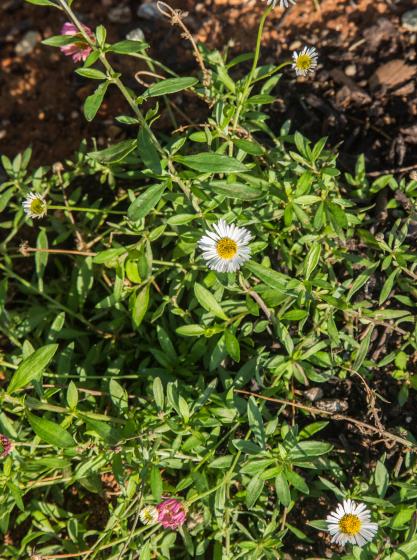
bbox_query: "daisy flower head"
[139,505,159,525]
[60,22,94,63]
[157,499,187,529]
[264,0,296,8]
[326,499,378,547]
[292,46,318,77]
[22,192,47,220]
[198,219,252,273]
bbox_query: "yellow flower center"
[296,54,312,71]
[216,238,238,260]
[30,198,45,215]
[339,514,361,535]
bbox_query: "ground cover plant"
[1,0,417,558]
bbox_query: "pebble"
[315,399,348,413]
[126,27,145,42]
[15,30,41,56]
[345,64,356,77]
[108,4,132,23]
[289,40,302,51]
[137,3,161,20]
[303,387,324,402]
[402,9,417,32]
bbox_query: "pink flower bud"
[157,499,187,529]
[60,22,94,63]
[0,434,12,458]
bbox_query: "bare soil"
[1,0,417,174]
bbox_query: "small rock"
[15,30,41,56]
[108,4,132,23]
[315,399,348,413]
[0,130,7,141]
[289,40,302,51]
[126,27,145,42]
[1,0,23,12]
[345,64,356,77]
[137,3,161,20]
[303,387,324,402]
[70,110,79,119]
[402,9,417,32]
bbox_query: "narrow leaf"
[8,344,58,394]
[28,412,75,448]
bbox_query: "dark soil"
[1,0,417,174]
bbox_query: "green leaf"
[210,181,264,200]
[288,441,332,462]
[8,344,58,394]
[224,330,240,362]
[245,261,292,294]
[303,242,321,280]
[176,325,206,337]
[28,412,75,448]
[233,139,264,156]
[109,379,128,412]
[84,82,109,122]
[379,269,399,305]
[150,466,163,501]
[88,139,137,164]
[391,538,417,560]
[246,475,264,508]
[176,153,247,173]
[247,397,265,449]
[194,283,228,320]
[132,284,150,328]
[375,460,389,498]
[76,68,107,80]
[275,473,291,506]
[109,40,149,54]
[127,184,165,221]
[153,377,165,410]
[93,247,126,264]
[137,127,162,174]
[42,35,79,47]
[144,77,198,97]
[353,325,374,370]
[26,0,56,5]
[66,381,78,409]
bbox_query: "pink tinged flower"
[0,434,12,458]
[60,22,94,63]
[157,499,187,529]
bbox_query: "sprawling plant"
[1,0,417,558]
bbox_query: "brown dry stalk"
[157,1,211,87]
[20,242,96,257]
[235,389,416,450]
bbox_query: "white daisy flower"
[22,192,47,219]
[264,0,296,8]
[292,46,318,76]
[326,499,378,547]
[198,219,252,273]
[139,505,159,525]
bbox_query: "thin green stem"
[48,205,125,215]
[232,7,272,132]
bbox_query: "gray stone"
[126,27,145,42]
[137,3,161,20]
[402,9,417,32]
[108,4,132,23]
[15,30,41,56]
[303,387,324,402]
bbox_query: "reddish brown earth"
[1,0,417,172]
